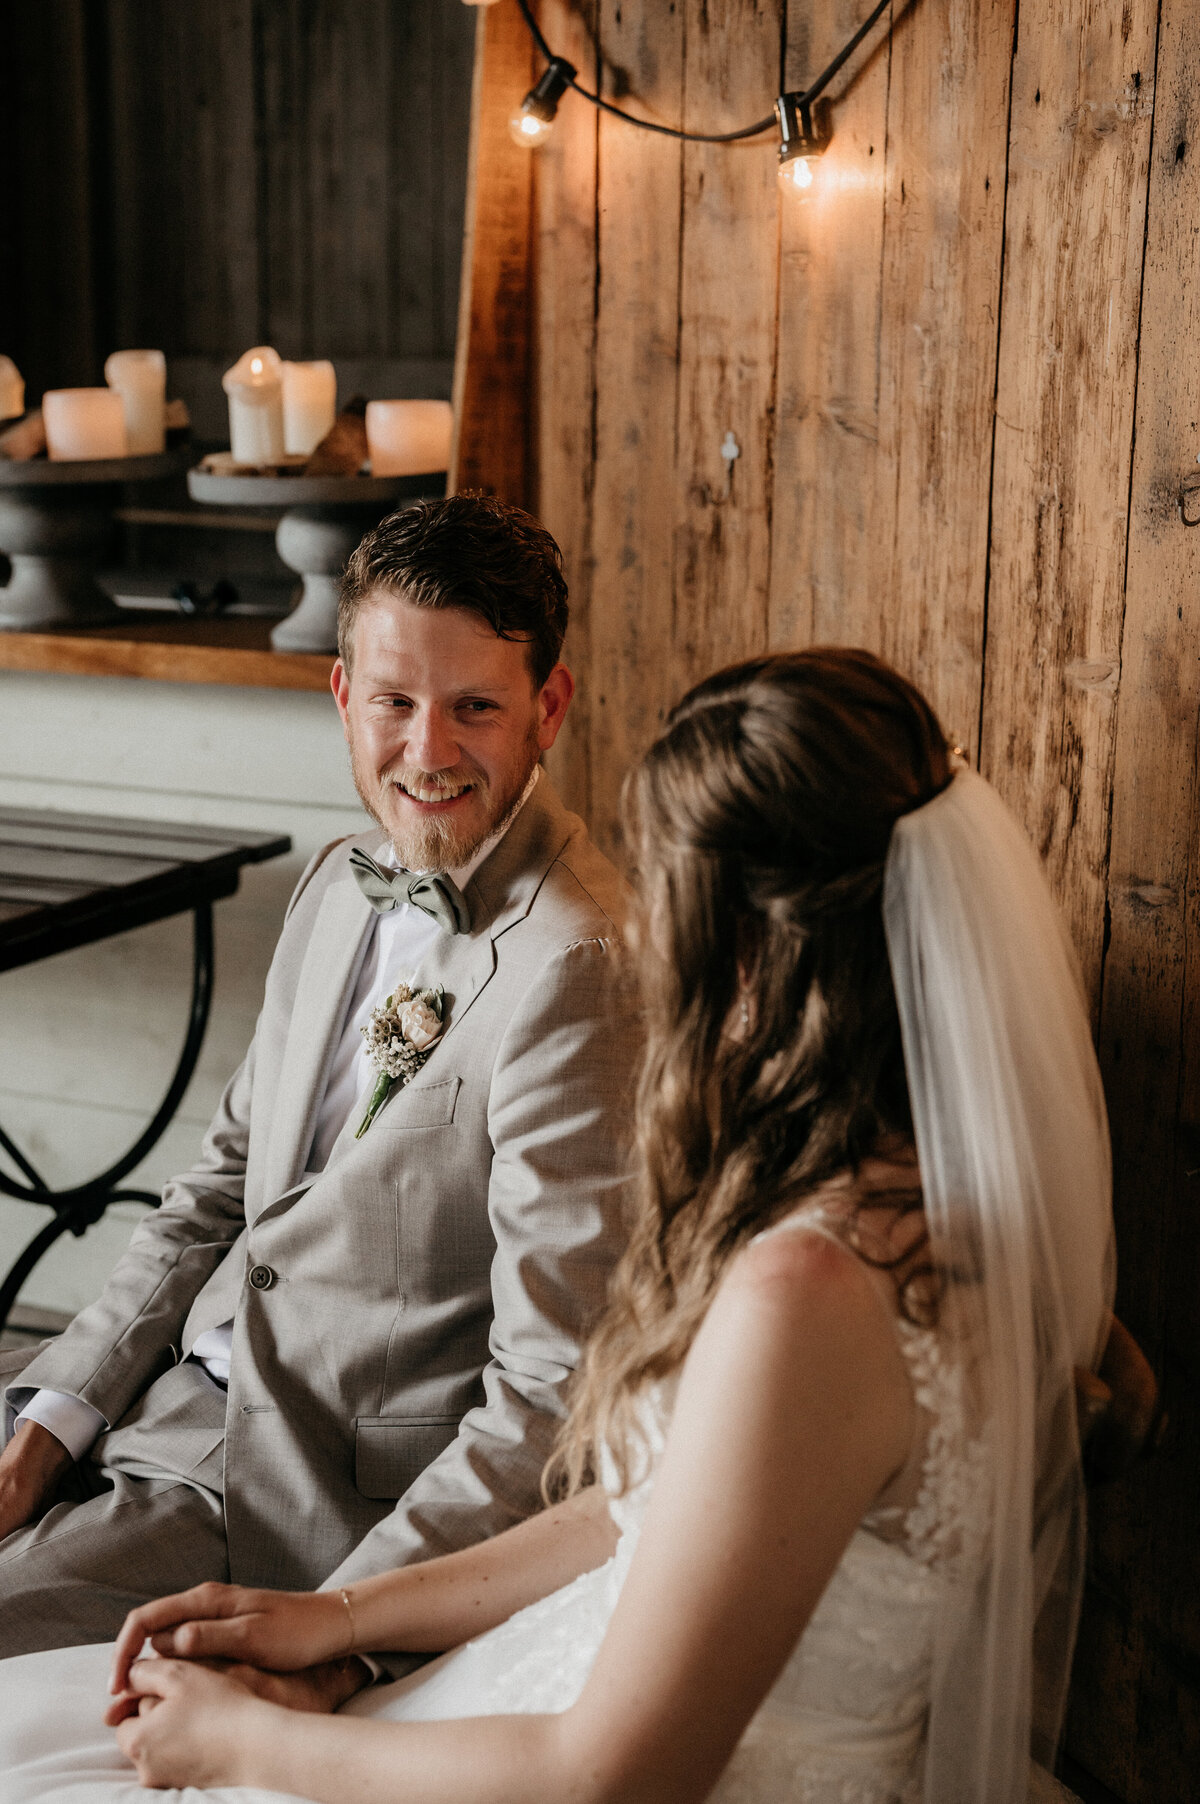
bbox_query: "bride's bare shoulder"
[722,1210,898,1340]
[725,1149,927,1331]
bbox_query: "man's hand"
[0,1419,72,1540]
[105,1653,371,1726]
[216,1655,373,1712]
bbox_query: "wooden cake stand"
[187,466,443,653]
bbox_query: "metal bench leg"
[0,902,215,1337]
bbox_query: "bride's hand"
[108,1581,350,1695]
[105,1653,370,1726]
[112,1658,269,1790]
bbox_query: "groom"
[0,495,633,1681]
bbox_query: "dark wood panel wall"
[0,0,475,432]
[472,1,1199,1798]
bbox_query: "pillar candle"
[104,349,167,455]
[43,389,128,461]
[222,346,285,466]
[282,360,337,456]
[0,356,25,422]
[365,400,453,476]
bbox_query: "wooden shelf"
[0,615,334,692]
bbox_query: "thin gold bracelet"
[338,1585,357,1655]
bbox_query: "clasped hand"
[105,1582,366,1787]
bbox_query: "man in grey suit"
[0,495,633,1698]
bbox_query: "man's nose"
[405,706,460,773]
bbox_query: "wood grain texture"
[1068,4,1200,1795]
[875,0,1011,747]
[770,0,892,654]
[582,0,687,858]
[252,0,473,361]
[981,0,1158,1005]
[532,1,600,823]
[105,0,260,357]
[0,620,332,691]
[449,2,536,504]
[671,0,781,691]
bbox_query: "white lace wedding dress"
[0,1284,1078,1804]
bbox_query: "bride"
[0,649,1113,1804]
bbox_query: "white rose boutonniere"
[355,980,446,1138]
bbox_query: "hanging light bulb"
[774,93,829,198]
[781,155,816,193]
[509,57,577,149]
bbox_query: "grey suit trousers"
[0,1347,229,1655]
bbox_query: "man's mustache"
[384,762,490,799]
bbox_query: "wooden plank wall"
[464,0,1196,1796]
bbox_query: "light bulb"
[779,156,816,195]
[509,57,576,152]
[774,93,829,202]
[509,106,555,149]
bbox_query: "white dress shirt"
[13,777,536,1462]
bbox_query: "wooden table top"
[0,804,292,972]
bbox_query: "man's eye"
[460,700,497,714]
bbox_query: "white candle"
[104,348,166,455]
[43,388,128,461]
[0,356,25,421]
[282,360,337,456]
[365,400,453,476]
[222,346,285,466]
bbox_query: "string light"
[775,95,831,199]
[509,57,576,148]
[510,0,901,196]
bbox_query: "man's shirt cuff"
[13,1389,107,1462]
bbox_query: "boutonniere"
[355,981,446,1138]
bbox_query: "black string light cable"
[510,0,897,189]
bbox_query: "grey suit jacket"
[9,777,634,1597]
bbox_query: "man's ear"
[331,658,352,733]
[537,663,575,751]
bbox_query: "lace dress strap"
[873,1316,989,1573]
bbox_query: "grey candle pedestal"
[187,468,442,654]
[0,452,190,631]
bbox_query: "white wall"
[0,670,367,1317]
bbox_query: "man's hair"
[338,493,569,687]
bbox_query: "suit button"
[248,1263,275,1291]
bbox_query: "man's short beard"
[351,723,541,873]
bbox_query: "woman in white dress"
[0,649,1113,1804]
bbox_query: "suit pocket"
[354,1414,461,1499]
[374,1075,460,1130]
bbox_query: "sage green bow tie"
[349,848,471,935]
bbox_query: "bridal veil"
[883,768,1115,1803]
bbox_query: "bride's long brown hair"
[550,648,953,1496]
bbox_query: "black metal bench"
[0,804,290,1333]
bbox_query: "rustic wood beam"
[449,0,537,506]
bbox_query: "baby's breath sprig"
[355,982,445,1138]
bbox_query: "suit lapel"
[326,775,575,1145]
[259,864,374,1207]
